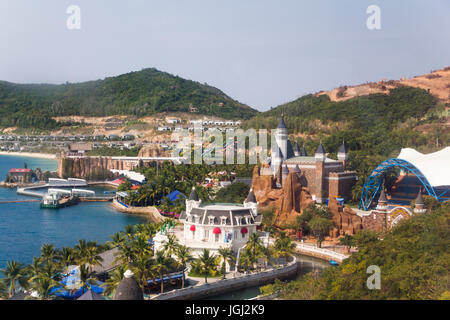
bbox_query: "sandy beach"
[0,151,57,160]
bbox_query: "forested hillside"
[261,201,450,300]
[0,68,257,129]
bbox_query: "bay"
[0,155,147,269]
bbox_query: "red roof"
[9,168,32,173]
[111,178,125,186]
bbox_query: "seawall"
[111,199,165,223]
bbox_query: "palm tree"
[59,247,75,273]
[28,276,60,300]
[102,265,126,296]
[0,261,28,297]
[175,245,193,288]
[114,243,135,266]
[217,247,234,279]
[152,251,169,293]
[274,235,296,265]
[78,264,98,294]
[40,243,57,265]
[238,249,252,274]
[110,232,124,248]
[84,244,103,274]
[260,246,273,270]
[162,234,179,258]
[0,279,8,299]
[246,233,263,269]
[74,239,89,265]
[132,254,153,296]
[198,249,217,284]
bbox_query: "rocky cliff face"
[251,164,315,227]
[58,155,136,180]
[138,145,169,157]
[327,197,363,237]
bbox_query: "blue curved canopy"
[359,158,440,211]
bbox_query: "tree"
[338,234,355,253]
[40,243,57,266]
[152,251,170,293]
[27,276,60,300]
[246,233,264,269]
[175,245,193,288]
[103,265,126,296]
[309,217,332,248]
[162,234,180,258]
[118,178,132,192]
[217,247,234,279]
[0,261,28,298]
[274,235,296,265]
[197,249,218,283]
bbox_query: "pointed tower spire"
[246,188,257,203]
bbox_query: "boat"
[40,193,79,209]
[329,260,339,266]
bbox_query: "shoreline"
[0,151,57,160]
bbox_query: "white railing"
[294,243,348,262]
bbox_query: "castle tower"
[413,189,427,214]
[376,187,388,212]
[337,140,349,169]
[275,114,288,161]
[186,187,201,215]
[244,188,258,216]
[300,144,308,157]
[315,142,326,162]
[293,142,300,157]
[314,142,326,203]
[293,164,301,177]
[282,164,290,184]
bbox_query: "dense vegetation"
[244,87,449,203]
[261,201,450,300]
[117,161,254,211]
[0,68,257,130]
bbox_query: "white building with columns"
[154,187,263,258]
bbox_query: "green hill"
[261,200,450,300]
[0,68,258,129]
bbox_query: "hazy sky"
[1,0,449,111]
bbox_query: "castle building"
[154,188,264,260]
[266,115,357,203]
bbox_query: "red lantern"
[190,225,196,232]
[213,227,221,234]
[241,227,248,234]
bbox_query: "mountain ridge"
[0,68,258,130]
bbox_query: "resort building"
[265,115,357,202]
[8,168,32,183]
[154,187,264,260]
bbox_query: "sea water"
[0,155,147,269]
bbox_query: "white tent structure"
[110,169,146,184]
[397,147,450,187]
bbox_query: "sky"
[0,0,449,111]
